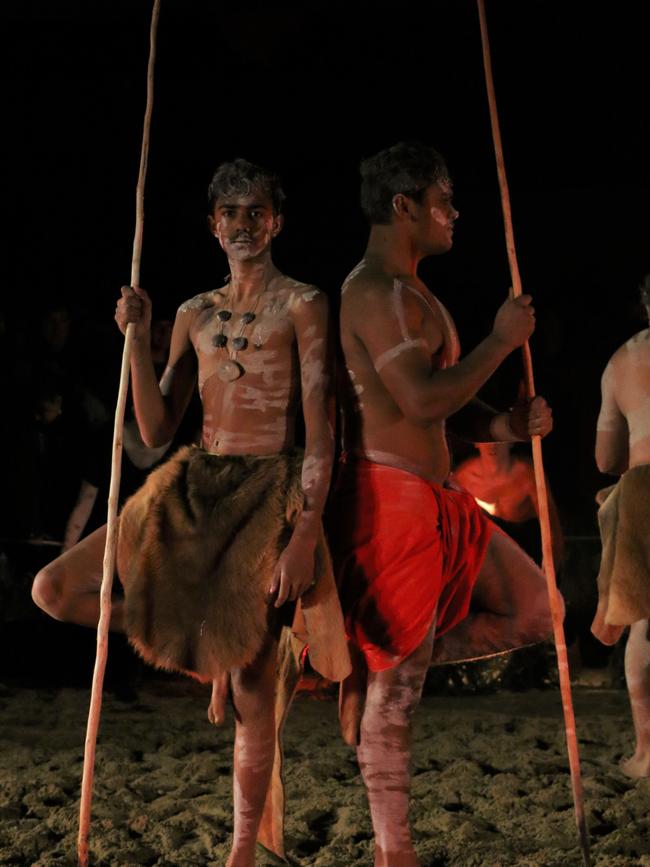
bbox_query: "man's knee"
[32,564,65,620]
[522,582,561,642]
[231,662,277,722]
[364,673,422,729]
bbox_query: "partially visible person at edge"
[32,158,349,867]
[591,273,650,778]
[329,141,560,867]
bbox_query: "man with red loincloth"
[32,159,349,867]
[330,142,558,867]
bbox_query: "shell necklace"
[212,276,268,382]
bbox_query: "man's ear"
[207,214,217,236]
[392,193,413,220]
[271,213,284,238]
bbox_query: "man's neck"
[479,449,512,476]
[364,225,422,278]
[226,253,277,303]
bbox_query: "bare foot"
[620,751,650,778]
[207,672,229,726]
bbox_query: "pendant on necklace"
[217,359,244,382]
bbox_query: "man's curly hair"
[208,158,285,214]
[360,141,450,225]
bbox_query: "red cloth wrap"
[329,459,493,672]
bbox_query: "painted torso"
[179,276,321,455]
[339,260,460,482]
[598,329,650,468]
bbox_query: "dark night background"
[0,1,648,682]
[0,11,649,866]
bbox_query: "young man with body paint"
[329,142,558,867]
[32,158,349,867]
[592,273,650,778]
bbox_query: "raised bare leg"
[621,619,650,778]
[226,634,279,867]
[31,525,124,631]
[432,525,557,665]
[357,622,435,867]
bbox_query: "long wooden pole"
[77,2,161,864]
[476,3,591,865]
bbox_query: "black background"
[2,0,649,530]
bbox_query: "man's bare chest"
[192,306,298,395]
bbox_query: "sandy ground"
[1,677,650,867]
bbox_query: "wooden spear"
[475,3,591,865]
[77,2,161,864]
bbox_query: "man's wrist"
[130,333,152,357]
[291,515,319,548]
[485,331,515,359]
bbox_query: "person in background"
[592,273,650,778]
[453,440,564,570]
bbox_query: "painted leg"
[226,635,279,867]
[432,525,557,665]
[621,619,650,778]
[357,623,435,867]
[257,628,303,859]
[31,525,124,631]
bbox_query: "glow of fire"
[475,497,496,515]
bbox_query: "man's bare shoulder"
[177,288,221,316]
[279,276,325,306]
[623,328,650,354]
[276,278,327,328]
[341,263,397,310]
[511,456,536,481]
[606,328,650,366]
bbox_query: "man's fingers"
[120,285,148,301]
[274,572,289,608]
[132,285,149,301]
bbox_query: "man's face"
[208,191,282,262]
[414,179,458,255]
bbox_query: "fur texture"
[596,464,650,626]
[117,446,309,682]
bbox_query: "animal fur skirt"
[117,445,326,682]
[592,463,650,635]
